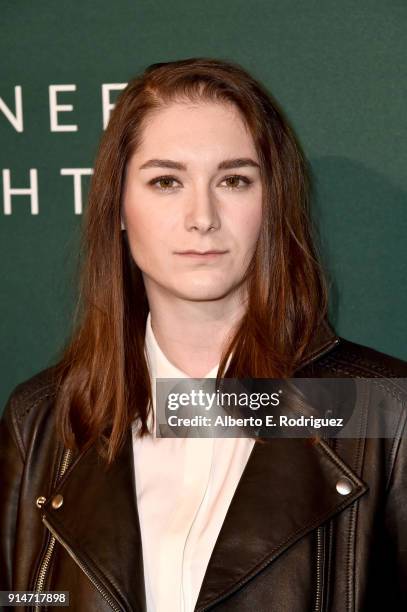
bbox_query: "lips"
[175,250,228,261]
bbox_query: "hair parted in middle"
[52,57,329,464]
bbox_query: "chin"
[172,282,235,302]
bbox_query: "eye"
[148,175,181,191]
[220,175,253,190]
[148,174,253,192]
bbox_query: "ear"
[121,217,126,230]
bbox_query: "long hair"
[53,57,329,464]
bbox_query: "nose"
[185,183,220,233]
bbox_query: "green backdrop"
[1,1,406,411]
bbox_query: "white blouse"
[131,312,255,612]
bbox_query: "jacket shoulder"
[316,337,407,379]
[1,365,59,458]
[300,336,407,405]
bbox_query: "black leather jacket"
[1,321,407,611]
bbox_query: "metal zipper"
[33,445,122,611]
[42,516,122,612]
[314,526,325,612]
[32,447,73,612]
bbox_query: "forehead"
[133,100,257,160]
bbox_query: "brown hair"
[53,57,329,464]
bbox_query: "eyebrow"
[138,157,260,171]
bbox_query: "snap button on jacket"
[1,322,407,611]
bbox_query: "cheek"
[124,192,170,250]
[124,192,154,233]
[124,218,179,281]
[233,203,263,251]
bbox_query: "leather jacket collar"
[39,319,367,612]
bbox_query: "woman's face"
[122,100,263,304]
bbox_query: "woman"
[1,57,406,612]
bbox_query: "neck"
[145,285,247,378]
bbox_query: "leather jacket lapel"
[39,319,361,612]
[194,436,367,610]
[195,322,363,609]
[40,428,368,612]
[40,429,146,612]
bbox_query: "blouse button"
[336,477,353,496]
[51,494,64,509]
